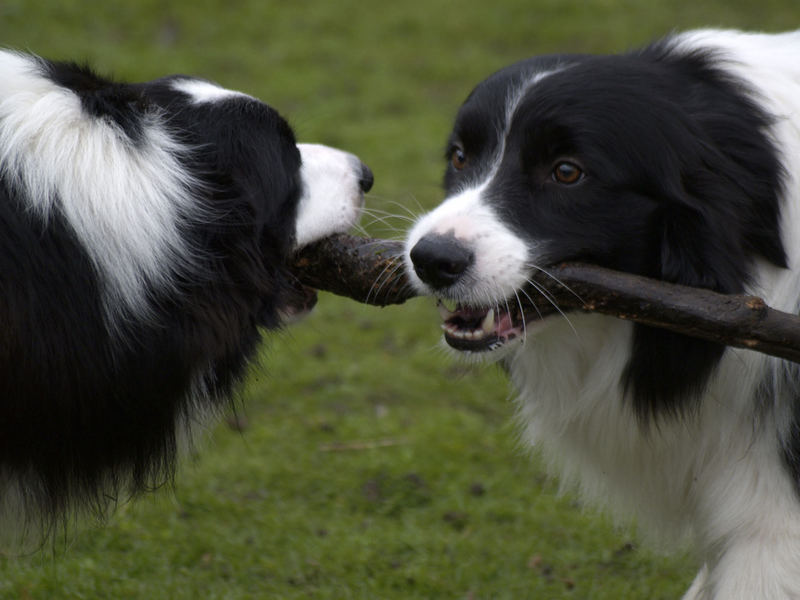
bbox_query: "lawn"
[1,1,798,598]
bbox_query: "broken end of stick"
[291,234,418,307]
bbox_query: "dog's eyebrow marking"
[504,69,563,129]
[171,78,253,104]
[481,67,569,191]
[449,67,570,200]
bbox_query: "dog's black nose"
[409,234,473,289]
[358,162,374,193]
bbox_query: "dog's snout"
[358,162,374,193]
[409,234,474,289]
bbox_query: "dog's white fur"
[406,30,800,598]
[294,143,367,248]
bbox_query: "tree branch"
[291,234,800,363]
[291,235,411,306]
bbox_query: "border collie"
[0,51,372,545]
[405,30,800,599]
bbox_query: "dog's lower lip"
[444,330,504,352]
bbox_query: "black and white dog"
[406,30,800,599]
[0,51,371,543]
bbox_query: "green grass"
[1,1,799,598]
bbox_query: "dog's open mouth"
[438,301,521,351]
[436,292,564,352]
[437,299,531,352]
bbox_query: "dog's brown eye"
[552,161,583,185]
[451,147,468,170]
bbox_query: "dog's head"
[142,78,374,321]
[406,44,786,415]
[14,57,373,327]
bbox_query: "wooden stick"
[291,235,412,306]
[291,234,800,363]
[542,263,800,363]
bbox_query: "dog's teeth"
[443,323,460,337]
[481,310,495,334]
[442,311,498,343]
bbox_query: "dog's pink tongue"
[495,310,516,337]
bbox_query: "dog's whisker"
[512,290,528,346]
[369,260,405,303]
[359,206,417,223]
[376,197,425,220]
[524,278,578,338]
[517,286,544,321]
[358,207,416,228]
[365,255,405,304]
[527,263,584,304]
[346,240,404,249]
[357,220,405,235]
[350,222,370,237]
[521,278,558,313]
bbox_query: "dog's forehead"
[136,76,281,124]
[515,54,694,126]
[453,55,582,130]
[134,76,299,154]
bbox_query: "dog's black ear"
[624,202,739,421]
[657,202,747,294]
